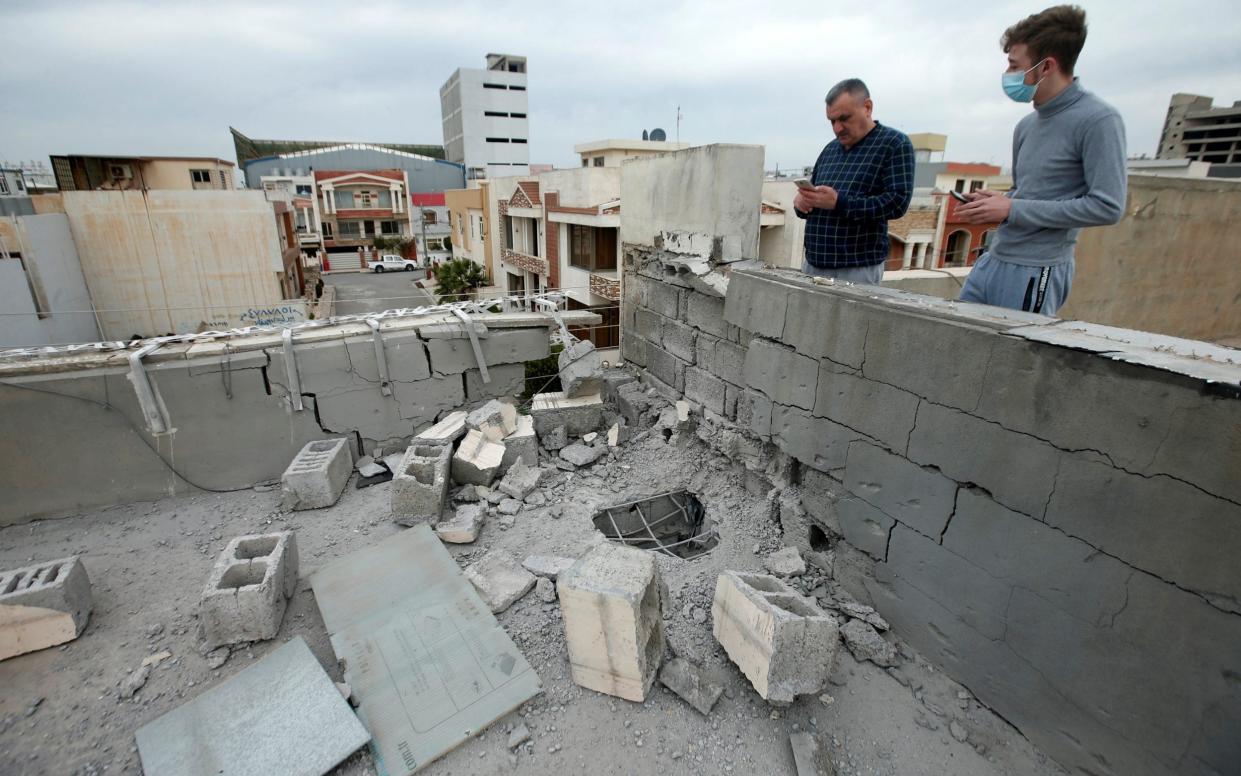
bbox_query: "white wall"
[759,180,804,269]
[0,214,101,347]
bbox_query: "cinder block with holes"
[199,532,298,649]
[711,571,838,703]
[0,556,93,660]
[280,437,352,510]
[391,443,452,525]
[557,542,666,702]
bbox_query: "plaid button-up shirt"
[797,122,915,269]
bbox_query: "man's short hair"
[825,78,870,106]
[1001,5,1088,75]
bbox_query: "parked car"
[370,254,419,273]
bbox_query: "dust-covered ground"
[0,406,1069,776]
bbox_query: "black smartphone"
[949,190,970,204]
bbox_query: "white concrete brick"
[391,443,453,525]
[199,532,298,649]
[280,438,352,510]
[0,556,92,660]
[451,429,506,486]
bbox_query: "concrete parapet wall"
[0,310,599,525]
[622,239,1241,775]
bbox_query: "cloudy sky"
[3,0,1239,175]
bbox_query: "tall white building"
[439,53,530,181]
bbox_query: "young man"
[793,79,914,284]
[956,5,1126,315]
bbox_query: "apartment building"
[49,154,235,191]
[575,139,689,168]
[411,192,452,266]
[445,183,493,276]
[440,54,530,180]
[1157,93,1241,176]
[315,169,414,261]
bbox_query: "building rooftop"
[574,139,690,154]
[230,127,445,167]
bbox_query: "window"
[296,185,312,196]
[504,216,514,250]
[512,138,528,144]
[953,179,965,193]
[322,222,334,238]
[356,190,377,207]
[484,111,508,117]
[593,157,605,167]
[483,83,507,90]
[486,137,511,143]
[969,180,984,193]
[381,221,401,235]
[190,169,212,183]
[510,85,526,91]
[423,210,438,225]
[338,221,361,237]
[0,176,8,194]
[510,112,527,118]
[568,225,618,271]
[16,179,24,191]
[427,237,449,251]
[581,159,589,167]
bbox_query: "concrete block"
[799,468,844,536]
[683,366,727,415]
[686,290,729,338]
[711,571,838,703]
[782,285,868,368]
[640,276,683,319]
[199,532,298,649]
[463,550,536,613]
[558,542,666,702]
[661,319,698,363]
[391,443,453,525]
[843,441,957,540]
[813,362,919,453]
[735,389,773,439]
[522,555,576,580]
[500,414,537,471]
[467,399,519,442]
[659,657,724,715]
[426,328,550,375]
[340,329,433,383]
[645,342,686,391]
[620,332,648,367]
[723,270,788,339]
[696,334,746,387]
[435,503,485,544]
[860,309,996,413]
[530,391,604,437]
[280,437,352,510]
[451,430,506,486]
[464,363,526,401]
[634,308,664,345]
[771,404,858,472]
[541,424,568,451]
[559,339,604,398]
[743,338,817,411]
[413,410,467,446]
[417,321,489,339]
[0,556,92,660]
[907,402,1060,519]
[600,370,637,405]
[836,496,895,560]
[615,382,657,427]
[497,460,542,500]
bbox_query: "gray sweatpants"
[958,253,1074,316]
[801,260,885,285]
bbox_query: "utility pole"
[676,105,683,144]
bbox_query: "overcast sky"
[3,0,1240,176]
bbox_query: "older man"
[793,79,915,284]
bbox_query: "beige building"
[575,139,690,168]
[445,182,493,276]
[49,155,236,192]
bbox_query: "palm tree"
[433,259,488,304]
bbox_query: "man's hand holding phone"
[794,182,839,213]
[955,188,1011,223]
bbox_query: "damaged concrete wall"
[619,146,1241,776]
[0,313,581,525]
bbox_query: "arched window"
[944,229,971,266]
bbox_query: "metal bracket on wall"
[127,342,170,435]
[533,297,573,347]
[281,328,304,411]
[451,308,490,384]
[366,318,393,396]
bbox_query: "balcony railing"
[501,247,547,276]
[589,272,621,301]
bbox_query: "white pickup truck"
[370,254,420,273]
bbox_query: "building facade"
[440,54,530,180]
[445,183,493,277]
[49,155,235,191]
[574,139,689,168]
[411,192,452,267]
[1157,93,1241,177]
[315,170,414,261]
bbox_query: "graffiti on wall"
[239,304,306,327]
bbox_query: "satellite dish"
[642,129,649,141]
[649,128,667,142]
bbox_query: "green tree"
[433,258,488,303]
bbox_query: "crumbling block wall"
[619,145,1241,776]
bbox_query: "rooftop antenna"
[676,105,683,143]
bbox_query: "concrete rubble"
[558,541,665,702]
[497,460,543,500]
[529,391,604,437]
[839,618,898,667]
[559,339,604,398]
[467,399,519,442]
[199,532,298,650]
[764,546,807,577]
[390,443,452,526]
[413,410,468,446]
[0,555,93,660]
[452,429,506,486]
[434,503,485,544]
[463,550,536,613]
[500,414,538,471]
[522,555,576,580]
[559,442,606,468]
[659,657,724,715]
[280,438,352,510]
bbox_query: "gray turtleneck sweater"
[988,80,1127,267]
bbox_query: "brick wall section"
[622,250,1241,776]
[543,192,561,291]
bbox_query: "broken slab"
[391,443,453,526]
[199,532,298,650]
[711,571,838,703]
[559,339,604,398]
[497,460,543,500]
[309,525,541,776]
[530,391,604,437]
[0,556,92,661]
[839,618,898,667]
[500,414,538,471]
[464,551,536,613]
[764,547,807,577]
[558,542,665,702]
[467,399,519,442]
[522,555,576,580]
[135,636,369,776]
[560,442,606,468]
[413,410,468,446]
[659,657,724,715]
[435,504,485,544]
[280,437,352,510]
[452,429,506,486]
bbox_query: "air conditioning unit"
[109,164,134,179]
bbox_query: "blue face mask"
[1002,59,1047,103]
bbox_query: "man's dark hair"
[825,78,870,106]
[1001,5,1088,75]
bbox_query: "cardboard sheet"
[310,524,542,774]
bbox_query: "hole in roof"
[593,490,718,560]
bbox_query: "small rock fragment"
[497,498,523,515]
[508,723,531,750]
[950,720,969,743]
[205,646,230,669]
[559,443,605,467]
[464,551,536,613]
[455,484,481,503]
[764,547,807,577]
[583,432,598,444]
[789,731,825,776]
[536,577,557,603]
[497,461,542,500]
[119,664,151,700]
[142,650,172,668]
[542,425,568,452]
[522,555,576,580]
[840,619,898,667]
[659,658,724,715]
[435,503,485,544]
